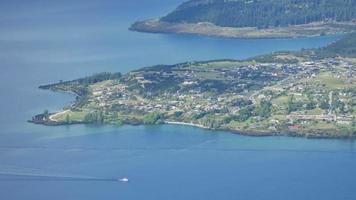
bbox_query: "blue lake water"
[0,0,355,199]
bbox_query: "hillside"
[162,0,356,28]
[319,32,356,57]
[130,0,356,38]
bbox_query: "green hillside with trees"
[319,32,356,57]
[161,0,356,28]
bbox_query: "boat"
[118,177,129,182]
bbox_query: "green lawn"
[313,72,346,89]
[54,111,87,122]
[272,95,288,105]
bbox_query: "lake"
[0,0,355,200]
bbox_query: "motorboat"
[118,177,129,182]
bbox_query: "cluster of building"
[84,57,354,129]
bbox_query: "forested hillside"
[161,0,356,28]
[319,32,356,57]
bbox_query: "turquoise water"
[0,0,355,199]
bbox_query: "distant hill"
[319,32,356,57]
[161,0,356,28]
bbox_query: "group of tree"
[287,95,299,114]
[232,99,253,108]
[75,72,122,85]
[84,111,105,124]
[162,0,356,28]
[43,109,50,120]
[202,118,224,129]
[142,112,164,124]
[39,72,121,91]
[258,100,272,118]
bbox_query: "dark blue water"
[0,0,355,199]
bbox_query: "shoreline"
[29,45,355,140]
[49,110,70,122]
[164,121,210,129]
[29,113,355,139]
[130,19,356,39]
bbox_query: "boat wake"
[0,165,122,182]
[0,173,117,182]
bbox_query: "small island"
[130,0,356,39]
[31,33,356,138]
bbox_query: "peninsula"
[31,33,356,138]
[130,0,356,39]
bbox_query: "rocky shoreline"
[29,113,83,126]
[29,112,354,139]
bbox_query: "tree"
[236,106,254,122]
[306,102,316,110]
[174,111,183,118]
[337,101,346,114]
[258,100,272,118]
[65,114,70,124]
[98,111,104,124]
[143,112,163,124]
[84,111,105,124]
[319,101,329,110]
[113,112,119,119]
[287,95,294,114]
[232,99,252,107]
[43,109,49,120]
[84,112,96,123]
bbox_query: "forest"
[161,0,356,28]
[318,32,356,57]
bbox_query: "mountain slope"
[130,0,356,38]
[162,0,356,28]
[319,32,356,57]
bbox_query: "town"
[32,50,355,138]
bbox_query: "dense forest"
[161,0,356,28]
[318,32,356,57]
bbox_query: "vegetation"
[65,114,70,124]
[143,112,164,124]
[43,109,49,120]
[39,72,121,91]
[161,0,356,28]
[32,34,356,138]
[258,100,272,118]
[318,32,356,57]
[84,111,105,124]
